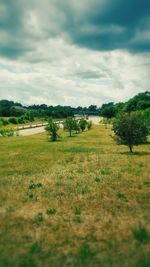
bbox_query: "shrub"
[0,117,9,126]
[0,127,14,137]
[18,116,26,124]
[46,208,56,216]
[8,117,18,124]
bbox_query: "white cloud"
[0,37,149,107]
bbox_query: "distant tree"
[124,91,150,112]
[79,118,87,132]
[64,117,76,137]
[113,113,149,153]
[99,102,116,118]
[88,105,97,114]
[45,118,60,141]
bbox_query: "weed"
[37,212,43,223]
[101,168,111,175]
[143,181,150,186]
[28,182,42,189]
[19,256,36,267]
[74,207,81,215]
[116,191,128,201]
[73,215,82,223]
[46,208,57,216]
[95,177,101,183]
[133,226,149,243]
[77,243,95,265]
[30,242,42,254]
[55,181,64,186]
[27,191,34,199]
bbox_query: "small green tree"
[64,117,76,137]
[45,118,60,141]
[113,113,149,152]
[79,118,87,132]
[87,120,92,130]
[74,120,80,134]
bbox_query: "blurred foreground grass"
[0,125,150,267]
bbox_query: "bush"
[8,117,18,124]
[0,127,14,137]
[0,117,9,126]
[113,113,149,152]
[18,116,26,124]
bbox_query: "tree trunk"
[69,129,71,137]
[129,145,133,153]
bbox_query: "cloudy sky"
[0,0,150,107]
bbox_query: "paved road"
[19,126,46,136]
[19,116,102,136]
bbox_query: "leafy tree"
[45,118,60,141]
[113,113,149,152]
[79,118,87,132]
[99,102,116,118]
[124,91,150,112]
[64,117,76,137]
[88,105,98,114]
[74,120,80,134]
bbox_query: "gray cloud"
[0,0,150,60]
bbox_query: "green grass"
[0,125,150,267]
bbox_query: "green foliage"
[64,117,76,137]
[113,113,149,152]
[0,117,9,126]
[37,212,43,223]
[87,120,92,130]
[116,192,128,201]
[74,207,81,215]
[74,120,80,133]
[133,226,149,243]
[8,117,18,124]
[99,102,116,118]
[30,242,42,253]
[45,118,60,141]
[79,118,87,131]
[46,208,57,216]
[0,127,14,137]
[124,91,150,112]
[28,182,42,189]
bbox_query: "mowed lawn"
[0,125,149,267]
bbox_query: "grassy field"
[0,125,149,267]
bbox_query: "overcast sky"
[0,0,150,107]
